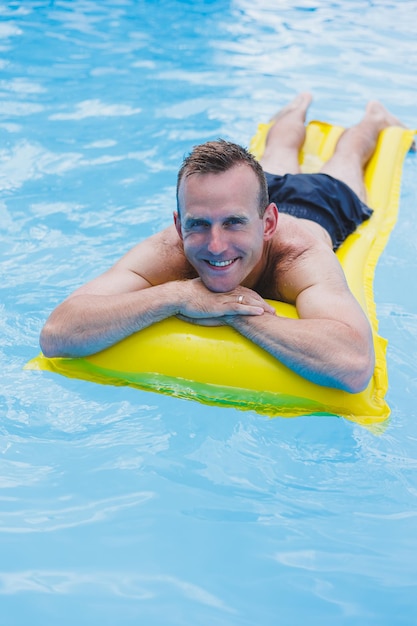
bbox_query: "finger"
[232,303,264,316]
[235,295,276,315]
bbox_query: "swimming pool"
[1,1,417,624]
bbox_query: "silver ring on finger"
[238,295,244,304]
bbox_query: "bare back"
[248,214,345,303]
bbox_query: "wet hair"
[176,139,269,217]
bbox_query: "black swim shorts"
[265,172,373,250]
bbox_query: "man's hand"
[176,278,276,326]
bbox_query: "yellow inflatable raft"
[26,121,415,428]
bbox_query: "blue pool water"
[1,1,417,624]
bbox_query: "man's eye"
[224,218,244,227]
[189,220,209,229]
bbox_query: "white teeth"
[208,259,234,267]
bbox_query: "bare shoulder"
[116,224,196,285]
[269,214,346,303]
[69,225,196,299]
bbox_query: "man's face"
[175,164,277,293]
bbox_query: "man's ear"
[263,203,279,240]
[173,211,183,239]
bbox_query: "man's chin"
[196,260,251,293]
[200,277,240,294]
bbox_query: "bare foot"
[365,100,415,151]
[269,92,313,125]
[260,93,313,175]
[365,100,407,128]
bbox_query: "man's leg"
[260,92,313,175]
[320,101,409,203]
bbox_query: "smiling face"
[175,164,278,293]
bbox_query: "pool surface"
[1,1,417,624]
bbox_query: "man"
[39,93,409,393]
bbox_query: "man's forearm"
[40,282,182,358]
[226,313,375,393]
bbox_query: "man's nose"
[207,225,227,255]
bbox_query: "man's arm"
[225,244,375,393]
[40,227,273,358]
[40,273,182,358]
[227,287,374,393]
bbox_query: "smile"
[206,259,237,267]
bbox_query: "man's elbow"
[40,325,58,358]
[39,319,69,358]
[340,351,375,394]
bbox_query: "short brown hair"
[176,139,269,216]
